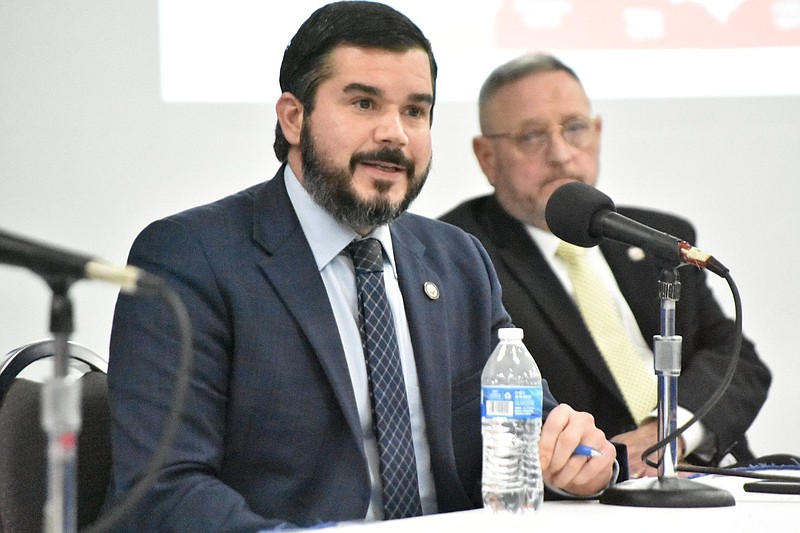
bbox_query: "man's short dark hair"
[273,1,438,162]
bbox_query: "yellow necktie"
[556,241,657,424]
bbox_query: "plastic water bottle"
[481,327,543,513]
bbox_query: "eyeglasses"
[483,116,597,154]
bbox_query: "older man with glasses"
[441,53,771,479]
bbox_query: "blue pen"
[574,444,603,458]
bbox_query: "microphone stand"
[41,277,81,533]
[599,267,734,507]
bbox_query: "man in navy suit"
[441,53,771,478]
[104,4,617,531]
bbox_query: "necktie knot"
[555,240,586,263]
[347,238,384,273]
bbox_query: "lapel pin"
[424,281,440,300]
[627,246,646,262]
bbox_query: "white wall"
[2,1,799,458]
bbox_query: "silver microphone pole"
[599,267,734,507]
[654,268,682,478]
[42,283,80,533]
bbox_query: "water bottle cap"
[498,327,524,340]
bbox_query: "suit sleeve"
[618,207,771,461]
[106,219,285,533]
[465,231,559,415]
[676,264,771,461]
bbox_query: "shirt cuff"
[644,407,709,457]
[545,459,620,500]
[676,406,708,456]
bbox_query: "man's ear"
[275,92,304,146]
[473,136,497,187]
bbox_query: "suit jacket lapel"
[251,170,362,444]
[389,222,452,453]
[601,239,661,345]
[478,197,622,397]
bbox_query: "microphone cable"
[641,266,741,471]
[639,267,796,483]
[544,184,790,484]
[79,277,194,533]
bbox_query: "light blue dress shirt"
[283,165,437,519]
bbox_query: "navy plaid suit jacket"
[105,167,559,532]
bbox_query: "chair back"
[0,340,111,533]
[0,339,107,404]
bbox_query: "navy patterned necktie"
[346,238,422,520]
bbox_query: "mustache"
[350,147,415,177]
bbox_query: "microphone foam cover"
[545,181,616,247]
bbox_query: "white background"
[2,0,799,457]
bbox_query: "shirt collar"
[526,223,604,264]
[283,165,397,274]
[525,224,563,260]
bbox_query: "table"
[325,472,800,532]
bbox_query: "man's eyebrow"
[343,83,382,96]
[343,83,433,105]
[409,92,434,105]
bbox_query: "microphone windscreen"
[545,181,616,247]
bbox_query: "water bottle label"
[481,386,543,419]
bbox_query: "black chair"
[0,339,107,404]
[0,339,111,533]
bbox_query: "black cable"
[678,464,800,483]
[641,267,742,471]
[80,278,194,533]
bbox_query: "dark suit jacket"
[441,194,771,465]
[105,169,558,532]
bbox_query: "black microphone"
[545,181,728,277]
[0,228,161,293]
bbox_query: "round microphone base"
[599,476,735,508]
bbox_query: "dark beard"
[299,120,430,231]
